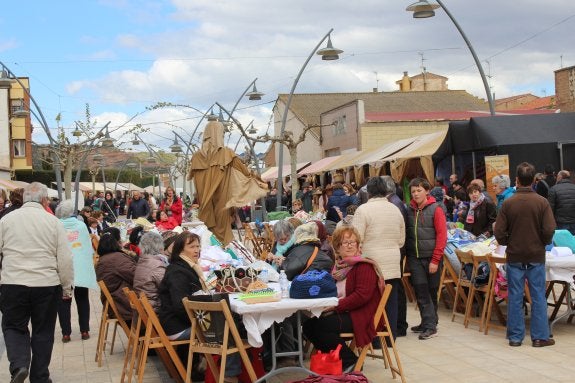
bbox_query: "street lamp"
[406,0,495,115]
[169,133,183,153]
[276,29,342,209]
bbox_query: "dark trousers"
[57,287,91,336]
[385,278,400,339]
[407,257,442,331]
[396,278,408,334]
[303,312,357,369]
[0,284,60,382]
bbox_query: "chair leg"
[95,316,111,366]
[110,321,119,355]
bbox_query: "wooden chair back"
[466,254,493,331]
[451,250,473,325]
[181,297,257,383]
[95,280,131,367]
[401,257,416,303]
[242,223,265,259]
[438,257,459,308]
[340,284,406,383]
[484,253,508,335]
[138,293,189,383]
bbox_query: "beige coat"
[353,197,405,280]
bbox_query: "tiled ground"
[1,289,575,382]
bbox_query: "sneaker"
[410,324,424,333]
[62,335,71,343]
[81,331,90,340]
[10,367,28,383]
[418,328,438,340]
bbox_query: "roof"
[516,96,556,110]
[365,108,557,122]
[277,90,489,128]
[409,72,448,80]
[495,93,536,104]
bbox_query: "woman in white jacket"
[352,177,405,339]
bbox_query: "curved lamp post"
[406,1,495,115]
[1,61,64,199]
[276,29,343,209]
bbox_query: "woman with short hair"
[491,174,515,212]
[133,232,169,312]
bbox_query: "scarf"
[275,235,295,256]
[466,193,485,224]
[332,255,386,298]
[181,255,209,292]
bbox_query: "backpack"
[472,261,490,288]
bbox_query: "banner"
[484,155,510,202]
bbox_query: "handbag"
[214,266,259,293]
[289,269,338,299]
[310,344,342,375]
[289,372,368,383]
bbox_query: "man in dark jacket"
[548,170,575,235]
[126,191,150,220]
[296,182,313,213]
[536,164,556,199]
[495,162,556,348]
[326,184,353,223]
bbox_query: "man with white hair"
[0,182,74,383]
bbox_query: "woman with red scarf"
[159,186,183,225]
[303,226,384,372]
[464,183,497,237]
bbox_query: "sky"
[1,0,573,154]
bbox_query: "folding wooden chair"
[466,254,493,332]
[95,280,131,367]
[242,223,265,260]
[451,250,473,326]
[400,257,416,304]
[138,293,189,383]
[121,288,145,383]
[438,257,459,309]
[484,254,508,335]
[181,297,257,383]
[341,284,406,383]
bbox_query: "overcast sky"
[1,0,573,153]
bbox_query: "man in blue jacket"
[126,191,150,220]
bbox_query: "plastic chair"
[181,297,257,383]
[95,280,131,367]
[340,284,406,383]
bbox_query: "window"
[10,99,24,114]
[13,139,26,158]
[332,115,347,136]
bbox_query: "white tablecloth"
[546,254,575,283]
[229,290,338,347]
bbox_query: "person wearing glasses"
[303,226,385,372]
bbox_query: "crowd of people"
[1,160,574,381]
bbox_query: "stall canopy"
[260,162,311,182]
[116,183,144,192]
[298,156,341,175]
[0,179,29,191]
[381,129,449,183]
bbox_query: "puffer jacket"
[282,241,334,281]
[96,251,137,321]
[352,197,405,280]
[326,189,353,222]
[548,179,575,224]
[133,253,169,312]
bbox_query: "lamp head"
[406,1,439,18]
[170,136,183,153]
[246,83,264,101]
[316,35,343,61]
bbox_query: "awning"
[116,183,144,192]
[381,130,448,162]
[298,156,341,175]
[260,162,311,181]
[355,137,419,167]
[0,179,27,191]
[322,150,368,171]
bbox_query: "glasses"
[341,241,357,247]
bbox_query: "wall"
[320,101,362,156]
[0,88,10,175]
[360,121,448,151]
[555,65,575,113]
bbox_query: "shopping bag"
[309,344,342,375]
[204,347,266,383]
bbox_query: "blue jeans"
[506,262,549,342]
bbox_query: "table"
[545,254,575,333]
[229,288,338,383]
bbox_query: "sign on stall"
[484,154,510,203]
